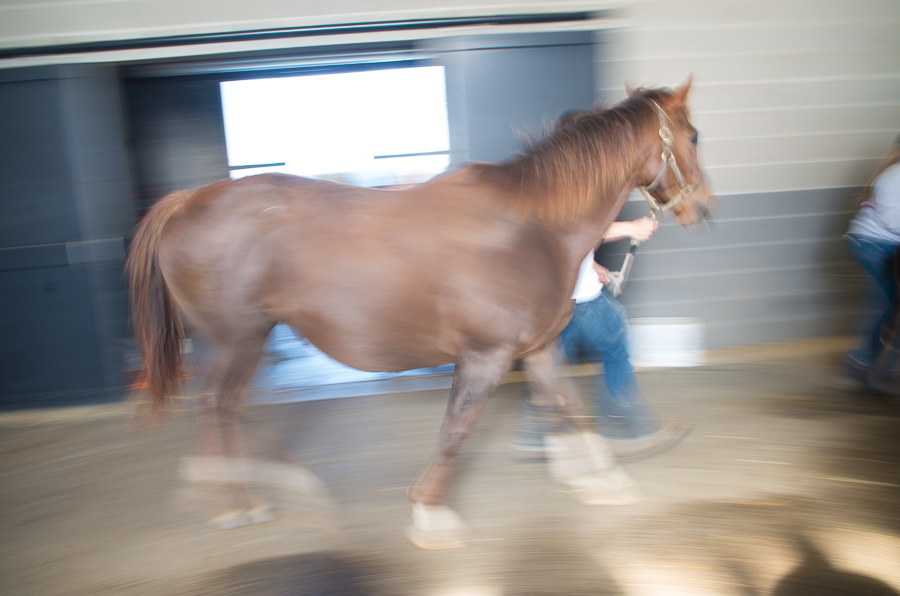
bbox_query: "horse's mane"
[478,88,674,224]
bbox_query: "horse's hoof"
[405,504,467,550]
[564,466,644,506]
[405,529,466,550]
[545,432,616,481]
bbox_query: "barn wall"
[1,0,898,352]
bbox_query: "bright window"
[220,66,450,187]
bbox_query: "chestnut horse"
[127,78,714,548]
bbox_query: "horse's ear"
[672,74,693,106]
[625,82,637,96]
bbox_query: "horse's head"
[630,76,716,227]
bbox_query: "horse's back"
[156,172,571,370]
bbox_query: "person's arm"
[602,217,659,244]
[591,261,611,284]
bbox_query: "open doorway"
[220,65,450,187]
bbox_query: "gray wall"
[600,189,862,350]
[0,65,136,407]
[124,77,230,210]
[424,33,595,164]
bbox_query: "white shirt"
[848,162,900,244]
[571,252,604,304]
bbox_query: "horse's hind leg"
[406,346,515,549]
[522,342,642,506]
[187,328,275,528]
[521,339,592,434]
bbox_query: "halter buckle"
[659,126,674,147]
[637,101,703,219]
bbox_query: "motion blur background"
[3,4,900,596]
[0,0,898,406]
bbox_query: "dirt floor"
[1,339,899,596]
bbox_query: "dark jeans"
[844,233,899,368]
[559,291,659,440]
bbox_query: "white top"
[571,252,604,304]
[847,162,900,244]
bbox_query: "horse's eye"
[690,133,699,146]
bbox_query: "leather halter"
[638,100,705,220]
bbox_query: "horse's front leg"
[522,341,642,505]
[406,346,514,549]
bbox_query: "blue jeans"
[844,234,898,368]
[559,291,659,440]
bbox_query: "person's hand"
[592,262,611,284]
[629,217,658,243]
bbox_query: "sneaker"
[606,419,694,461]
[834,356,873,390]
[510,429,549,454]
[868,347,900,396]
[510,401,561,457]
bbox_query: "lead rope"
[605,240,640,298]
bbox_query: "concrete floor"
[2,339,899,596]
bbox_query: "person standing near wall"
[841,135,900,390]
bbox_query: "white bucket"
[627,317,706,368]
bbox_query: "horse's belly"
[281,312,456,373]
[306,331,454,373]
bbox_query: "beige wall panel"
[624,0,899,25]
[681,78,900,112]
[704,158,883,194]
[600,77,900,118]
[702,132,899,168]
[603,49,900,88]
[695,105,900,140]
[621,21,898,58]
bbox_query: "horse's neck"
[559,184,637,266]
[474,106,660,266]
[562,123,658,261]
[508,113,656,230]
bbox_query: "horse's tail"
[126,190,191,420]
